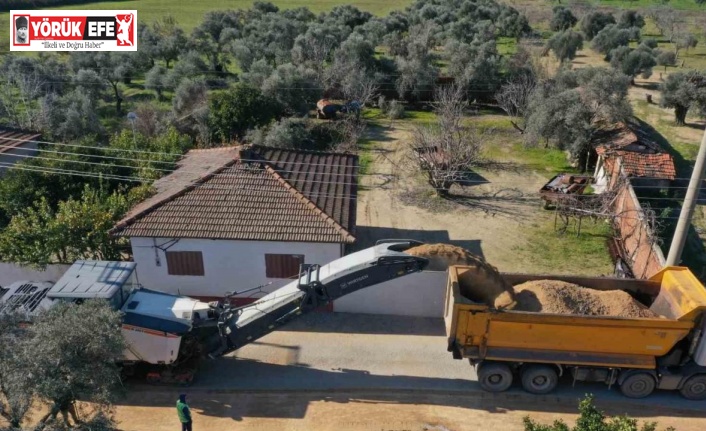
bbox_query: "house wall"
[611,162,666,279]
[0,262,71,287]
[0,141,38,175]
[593,156,609,194]
[334,271,447,317]
[129,237,342,297]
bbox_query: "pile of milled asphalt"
[405,243,657,317]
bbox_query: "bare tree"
[335,74,378,152]
[408,85,484,197]
[496,73,536,134]
[654,8,680,44]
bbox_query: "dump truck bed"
[444,267,706,369]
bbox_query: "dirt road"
[355,123,549,272]
[113,389,706,431]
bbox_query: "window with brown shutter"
[264,254,304,278]
[165,251,205,276]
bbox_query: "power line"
[0,161,698,218]
[0,161,694,223]
[4,135,706,183]
[5,144,706,194]
[0,162,146,183]
[0,143,180,166]
[5,132,706,184]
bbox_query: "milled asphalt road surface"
[180,313,706,413]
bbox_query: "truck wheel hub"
[489,374,502,384]
[630,381,647,391]
[533,376,547,386]
[691,382,705,394]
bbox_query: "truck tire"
[521,365,559,395]
[620,372,655,399]
[679,374,706,400]
[478,362,513,392]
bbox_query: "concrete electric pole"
[666,125,706,266]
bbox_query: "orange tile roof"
[111,146,357,243]
[615,151,676,180]
[595,122,676,180]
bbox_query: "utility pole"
[666,125,706,266]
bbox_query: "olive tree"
[0,313,32,429]
[208,83,283,142]
[0,301,124,430]
[609,44,657,83]
[657,51,677,72]
[70,52,149,114]
[617,10,645,29]
[189,10,241,72]
[580,11,616,40]
[550,6,577,31]
[524,67,633,171]
[660,70,706,125]
[547,29,584,63]
[261,63,321,115]
[29,300,125,427]
[591,25,639,57]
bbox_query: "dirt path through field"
[356,123,551,272]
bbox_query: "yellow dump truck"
[444,266,706,399]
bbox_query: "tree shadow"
[364,124,398,143]
[683,121,706,131]
[476,160,524,174]
[633,81,660,91]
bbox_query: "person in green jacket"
[176,393,192,431]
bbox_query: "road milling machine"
[0,241,428,383]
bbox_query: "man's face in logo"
[17,25,28,41]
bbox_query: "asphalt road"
[165,313,706,414]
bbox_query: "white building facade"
[129,237,342,299]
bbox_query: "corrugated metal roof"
[48,260,136,299]
[111,146,357,243]
[0,127,41,154]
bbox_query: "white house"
[111,145,358,303]
[0,128,41,175]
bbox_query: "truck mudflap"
[448,340,462,359]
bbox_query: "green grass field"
[0,0,413,52]
[513,215,615,275]
[590,0,706,10]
